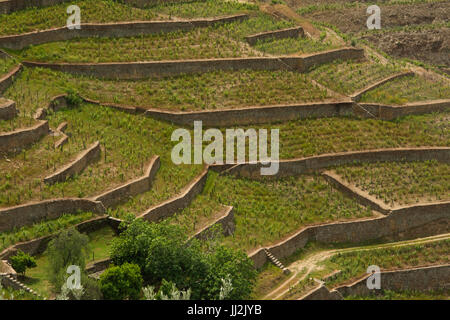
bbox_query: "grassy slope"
[334,160,450,206]
[0,0,256,36]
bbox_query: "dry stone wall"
[0,98,17,120]
[0,216,111,259]
[335,264,450,297]
[350,71,415,102]
[0,15,248,50]
[145,101,354,127]
[43,141,101,184]
[22,48,364,79]
[192,206,235,240]
[0,120,49,153]
[0,198,106,233]
[224,147,450,178]
[0,64,22,94]
[322,171,391,214]
[139,167,209,222]
[250,201,450,268]
[92,155,160,208]
[245,26,304,45]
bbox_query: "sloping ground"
[362,27,450,67]
[297,1,450,68]
[264,233,450,300]
[0,0,448,301]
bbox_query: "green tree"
[99,263,143,300]
[111,219,257,300]
[10,250,36,276]
[46,228,90,290]
[202,245,257,299]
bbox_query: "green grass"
[86,226,116,262]
[166,193,225,237]
[15,28,255,63]
[110,162,203,218]
[0,101,201,208]
[21,225,116,298]
[74,70,331,110]
[21,253,52,297]
[9,68,331,112]
[0,0,157,36]
[151,0,257,18]
[14,15,292,63]
[0,212,94,252]
[253,37,339,55]
[0,0,257,37]
[161,171,374,252]
[0,55,17,75]
[360,74,450,104]
[251,262,290,299]
[321,239,450,287]
[0,283,39,300]
[197,172,373,252]
[269,112,450,159]
[2,68,449,208]
[0,113,39,132]
[308,59,404,95]
[212,14,294,41]
[334,160,450,206]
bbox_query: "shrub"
[65,88,82,107]
[10,250,36,276]
[99,263,143,300]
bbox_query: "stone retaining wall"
[300,48,364,72]
[0,273,40,297]
[223,147,450,178]
[139,167,209,222]
[322,171,391,214]
[335,264,450,297]
[144,100,354,126]
[85,258,112,274]
[350,71,415,102]
[300,284,343,300]
[43,141,101,184]
[245,26,304,45]
[0,120,49,153]
[0,64,22,94]
[22,48,364,79]
[0,216,112,260]
[0,198,106,233]
[0,98,17,120]
[192,206,235,240]
[250,201,450,268]
[357,99,450,120]
[92,155,160,208]
[0,15,248,50]
[85,95,447,127]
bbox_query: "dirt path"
[264,232,450,300]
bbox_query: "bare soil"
[298,2,450,67]
[301,2,449,34]
[363,27,450,67]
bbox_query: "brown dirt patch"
[302,2,449,34]
[363,27,450,67]
[299,2,449,67]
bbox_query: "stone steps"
[264,249,290,275]
[0,273,41,298]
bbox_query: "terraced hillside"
[0,0,448,300]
